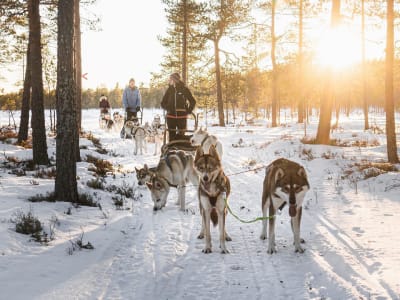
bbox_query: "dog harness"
[200,134,210,148]
[199,171,229,207]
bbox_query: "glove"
[136,106,141,112]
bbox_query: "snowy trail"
[1,110,399,300]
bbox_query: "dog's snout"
[153,206,159,211]
[138,181,143,185]
[203,175,209,182]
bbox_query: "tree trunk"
[316,0,340,144]
[55,0,78,202]
[297,0,304,123]
[182,0,188,84]
[17,43,31,143]
[29,0,49,165]
[385,0,399,163]
[361,0,369,130]
[214,38,225,126]
[74,0,82,162]
[271,0,278,127]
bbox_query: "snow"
[0,109,399,300]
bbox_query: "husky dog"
[100,113,113,130]
[135,164,156,186]
[144,116,165,156]
[124,119,147,155]
[194,145,231,254]
[260,158,310,254]
[190,127,223,158]
[146,150,199,211]
[113,111,124,130]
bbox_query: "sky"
[0,0,168,92]
[0,0,387,93]
[81,0,167,90]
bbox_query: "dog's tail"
[211,208,218,226]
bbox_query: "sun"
[314,26,361,70]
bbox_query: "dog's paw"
[202,247,212,254]
[300,238,306,244]
[267,246,277,254]
[197,233,204,239]
[295,246,305,253]
[220,248,229,254]
[260,233,267,240]
[225,235,232,242]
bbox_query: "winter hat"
[170,72,181,83]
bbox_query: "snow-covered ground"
[0,108,399,300]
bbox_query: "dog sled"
[160,112,199,154]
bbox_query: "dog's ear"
[195,147,204,162]
[144,164,148,171]
[209,144,220,161]
[146,181,153,190]
[297,166,307,178]
[275,167,285,181]
[135,167,140,172]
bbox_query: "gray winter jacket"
[122,86,141,112]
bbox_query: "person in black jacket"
[161,73,196,142]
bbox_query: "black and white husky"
[194,145,231,254]
[146,150,199,211]
[260,158,310,254]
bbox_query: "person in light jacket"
[122,78,141,121]
[161,72,196,141]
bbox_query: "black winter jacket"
[161,83,196,117]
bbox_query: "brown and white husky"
[194,145,231,254]
[260,158,310,254]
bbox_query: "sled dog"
[135,164,156,186]
[194,145,231,254]
[100,113,113,130]
[146,150,199,211]
[112,111,124,130]
[190,127,223,158]
[260,158,309,254]
[124,119,147,155]
[144,116,164,156]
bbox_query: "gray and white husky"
[124,119,147,155]
[194,145,231,254]
[146,150,199,211]
[135,164,156,186]
[190,127,223,158]
[260,158,309,254]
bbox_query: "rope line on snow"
[224,197,275,224]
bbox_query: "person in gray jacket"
[122,78,141,121]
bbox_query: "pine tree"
[55,0,78,202]
[29,0,49,165]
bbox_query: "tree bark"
[214,38,225,126]
[17,43,31,143]
[55,0,78,202]
[316,0,340,144]
[385,0,399,163]
[74,0,82,162]
[361,0,369,130]
[29,0,49,165]
[182,0,188,84]
[271,0,278,127]
[297,0,304,123]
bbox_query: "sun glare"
[314,27,361,70]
